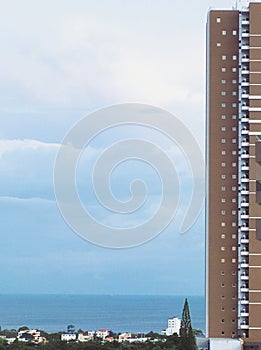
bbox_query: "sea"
[0,295,205,334]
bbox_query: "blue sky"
[1,0,231,295]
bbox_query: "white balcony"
[241,129,249,135]
[242,70,250,74]
[241,263,249,268]
[241,117,249,123]
[240,324,249,329]
[241,288,249,293]
[241,275,249,280]
[241,178,249,182]
[241,312,249,317]
[241,299,249,305]
[242,106,249,111]
[242,32,250,38]
[242,20,250,25]
[241,165,249,170]
[241,238,249,243]
[241,226,249,231]
[241,153,249,159]
[241,250,249,256]
[241,202,249,207]
[241,215,249,219]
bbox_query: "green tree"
[178,298,197,350]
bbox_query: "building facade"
[206,2,261,349]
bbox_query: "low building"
[78,331,94,342]
[0,335,16,344]
[96,329,109,340]
[208,338,242,350]
[61,333,77,342]
[118,333,132,342]
[17,329,46,343]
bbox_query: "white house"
[78,332,94,342]
[17,329,46,343]
[96,329,109,340]
[118,333,132,342]
[61,333,77,342]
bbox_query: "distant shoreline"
[0,294,205,334]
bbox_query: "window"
[221,246,225,251]
[232,258,237,263]
[232,222,236,227]
[221,319,225,323]
[221,210,226,215]
[233,55,237,60]
[232,174,237,179]
[221,115,226,119]
[222,55,227,60]
[221,222,226,227]
[232,319,236,323]
[221,186,226,191]
[232,295,236,300]
[232,79,237,84]
[232,103,237,108]
[221,103,226,108]
[221,198,226,203]
[221,162,226,167]
[221,150,226,155]
[233,30,237,35]
[232,139,237,144]
[232,162,237,166]
[232,67,237,72]
[232,115,237,119]
[221,67,226,72]
[232,91,237,96]
[217,42,221,47]
[217,17,221,23]
[221,271,225,275]
[221,79,226,84]
[232,246,236,251]
[232,271,236,276]
[232,150,237,155]
[232,210,236,215]
[232,186,237,191]
[221,234,226,239]
[232,283,236,287]
[221,138,226,143]
[222,30,227,35]
[221,259,226,263]
[232,126,237,131]
[232,198,236,203]
[221,126,226,131]
[222,331,225,335]
[232,234,236,239]
[221,91,226,96]
[221,174,226,179]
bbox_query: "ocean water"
[0,295,205,334]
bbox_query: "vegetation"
[0,298,202,350]
[178,298,197,350]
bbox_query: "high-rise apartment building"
[206,2,261,349]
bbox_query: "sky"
[0,0,235,295]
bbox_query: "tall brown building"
[206,2,261,349]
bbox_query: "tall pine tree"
[179,298,197,350]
